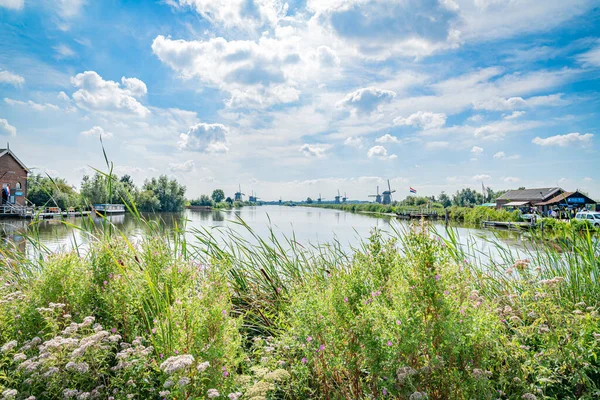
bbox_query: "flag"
[410,187,417,194]
[481,182,487,199]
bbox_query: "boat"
[93,204,126,215]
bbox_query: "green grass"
[0,214,599,399]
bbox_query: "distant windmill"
[334,189,342,204]
[369,186,382,204]
[317,193,323,203]
[382,179,396,205]
[279,196,282,205]
[234,184,245,202]
[342,192,348,203]
[249,190,259,203]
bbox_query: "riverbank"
[1,218,598,399]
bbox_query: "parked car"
[574,211,600,227]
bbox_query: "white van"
[574,211,600,227]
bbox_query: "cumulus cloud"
[470,146,483,155]
[472,174,491,181]
[0,118,17,136]
[70,71,150,117]
[178,123,230,153]
[317,45,340,67]
[367,145,397,160]
[168,0,286,33]
[493,151,520,160]
[474,93,566,111]
[80,126,113,139]
[337,87,396,114]
[0,0,23,10]
[0,70,25,86]
[152,35,304,108]
[168,160,195,172]
[393,111,446,130]
[504,111,526,120]
[344,136,363,148]
[532,132,593,147]
[300,143,328,158]
[375,134,401,143]
[4,98,60,111]
[308,0,462,58]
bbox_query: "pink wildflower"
[306,336,312,342]
[301,357,307,364]
[387,341,392,346]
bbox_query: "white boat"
[93,204,126,215]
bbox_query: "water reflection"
[0,206,524,259]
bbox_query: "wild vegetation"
[0,214,598,399]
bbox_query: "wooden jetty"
[482,221,535,230]
[0,204,91,219]
[396,210,440,220]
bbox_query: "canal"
[0,206,525,258]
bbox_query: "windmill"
[382,179,396,205]
[234,184,245,202]
[317,193,323,203]
[369,186,382,204]
[342,192,348,203]
[249,190,259,203]
[334,189,342,204]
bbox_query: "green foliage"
[26,174,80,209]
[141,175,186,212]
[211,189,225,204]
[1,220,599,399]
[190,195,214,207]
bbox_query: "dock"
[0,204,91,219]
[482,221,535,230]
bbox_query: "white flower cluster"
[207,389,220,398]
[1,340,17,353]
[160,354,195,374]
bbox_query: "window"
[587,215,594,220]
[15,182,21,189]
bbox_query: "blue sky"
[0,0,599,201]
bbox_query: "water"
[0,206,525,257]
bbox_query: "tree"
[438,192,452,208]
[211,189,225,203]
[225,197,233,204]
[452,188,483,207]
[141,175,186,212]
[27,174,80,209]
[190,195,213,206]
[306,197,313,204]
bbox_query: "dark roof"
[535,191,596,205]
[497,187,563,202]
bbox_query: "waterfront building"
[0,147,29,206]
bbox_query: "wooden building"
[496,187,563,210]
[534,191,597,213]
[0,147,29,206]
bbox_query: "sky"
[0,0,599,202]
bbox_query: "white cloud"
[300,143,328,158]
[57,0,85,18]
[583,177,593,182]
[493,151,520,160]
[471,146,483,155]
[0,118,17,136]
[375,134,401,144]
[169,0,286,33]
[152,35,304,108]
[0,0,23,10]
[532,132,593,147]
[70,71,150,117]
[80,126,113,139]
[504,111,526,120]
[178,123,230,153]
[393,111,446,130]
[367,145,397,160]
[317,45,340,67]
[54,44,76,59]
[168,160,195,172]
[337,87,396,114]
[577,42,600,67]
[0,70,25,86]
[473,96,527,111]
[503,176,520,183]
[344,136,363,148]
[4,98,60,111]
[472,174,491,181]
[308,0,462,58]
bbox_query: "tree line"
[27,173,187,212]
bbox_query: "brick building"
[0,148,29,206]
